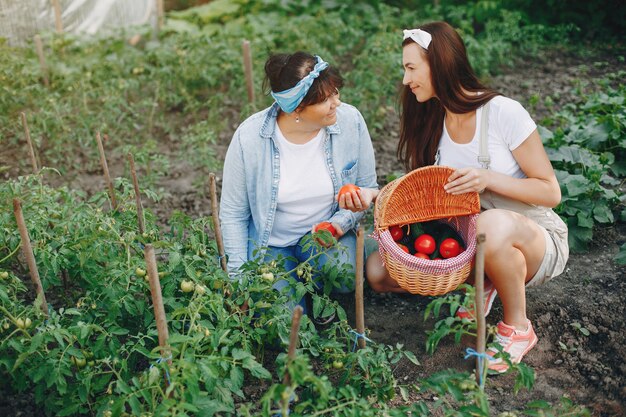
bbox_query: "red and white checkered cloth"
[374,215,478,274]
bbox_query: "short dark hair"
[264,51,343,108]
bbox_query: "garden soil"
[2,47,625,416]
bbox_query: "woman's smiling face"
[402,43,435,102]
[298,88,341,127]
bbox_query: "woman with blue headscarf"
[220,51,378,314]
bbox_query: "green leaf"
[592,202,614,223]
[567,219,594,253]
[403,350,420,366]
[563,174,591,197]
[576,212,594,228]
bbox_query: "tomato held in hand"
[338,184,360,200]
[314,221,337,247]
[389,225,404,242]
[314,221,337,237]
[439,238,463,258]
[414,234,436,255]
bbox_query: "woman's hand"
[444,168,490,194]
[337,187,379,212]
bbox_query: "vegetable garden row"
[1,131,591,416]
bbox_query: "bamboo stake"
[355,225,366,349]
[13,199,49,317]
[209,173,228,273]
[95,132,117,210]
[51,0,63,33]
[283,305,303,386]
[242,40,255,104]
[474,233,487,386]
[20,112,39,173]
[128,153,145,234]
[33,35,49,87]
[144,244,171,366]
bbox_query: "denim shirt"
[220,102,378,273]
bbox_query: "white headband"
[403,29,432,50]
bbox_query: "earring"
[295,114,300,123]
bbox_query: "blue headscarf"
[270,55,329,113]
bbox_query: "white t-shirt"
[437,96,536,178]
[269,123,334,247]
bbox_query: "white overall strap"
[478,102,491,169]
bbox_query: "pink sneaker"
[487,320,538,373]
[456,284,497,320]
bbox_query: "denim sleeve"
[329,108,378,233]
[219,129,251,274]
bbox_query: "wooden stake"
[13,199,49,317]
[33,35,49,87]
[242,40,255,104]
[355,225,366,349]
[20,113,39,173]
[95,132,117,211]
[474,233,487,385]
[156,0,164,32]
[144,244,171,365]
[51,0,63,33]
[283,305,303,386]
[128,153,145,234]
[209,173,228,273]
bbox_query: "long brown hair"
[398,21,500,170]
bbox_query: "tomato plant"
[414,234,436,255]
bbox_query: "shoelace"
[489,331,511,354]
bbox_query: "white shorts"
[526,224,568,287]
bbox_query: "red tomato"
[338,184,360,200]
[389,225,404,242]
[314,221,337,237]
[439,238,463,258]
[414,234,436,255]
[397,243,410,253]
[414,252,430,260]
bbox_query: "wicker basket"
[374,166,481,296]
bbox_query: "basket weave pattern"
[374,166,481,296]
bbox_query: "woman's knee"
[365,252,388,291]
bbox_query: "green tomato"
[0,271,8,279]
[148,366,161,385]
[15,318,25,329]
[195,284,207,295]
[332,360,344,369]
[261,272,274,282]
[71,356,87,368]
[180,280,195,293]
[135,267,146,277]
[24,318,32,329]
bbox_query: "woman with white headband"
[220,51,378,316]
[340,22,568,372]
